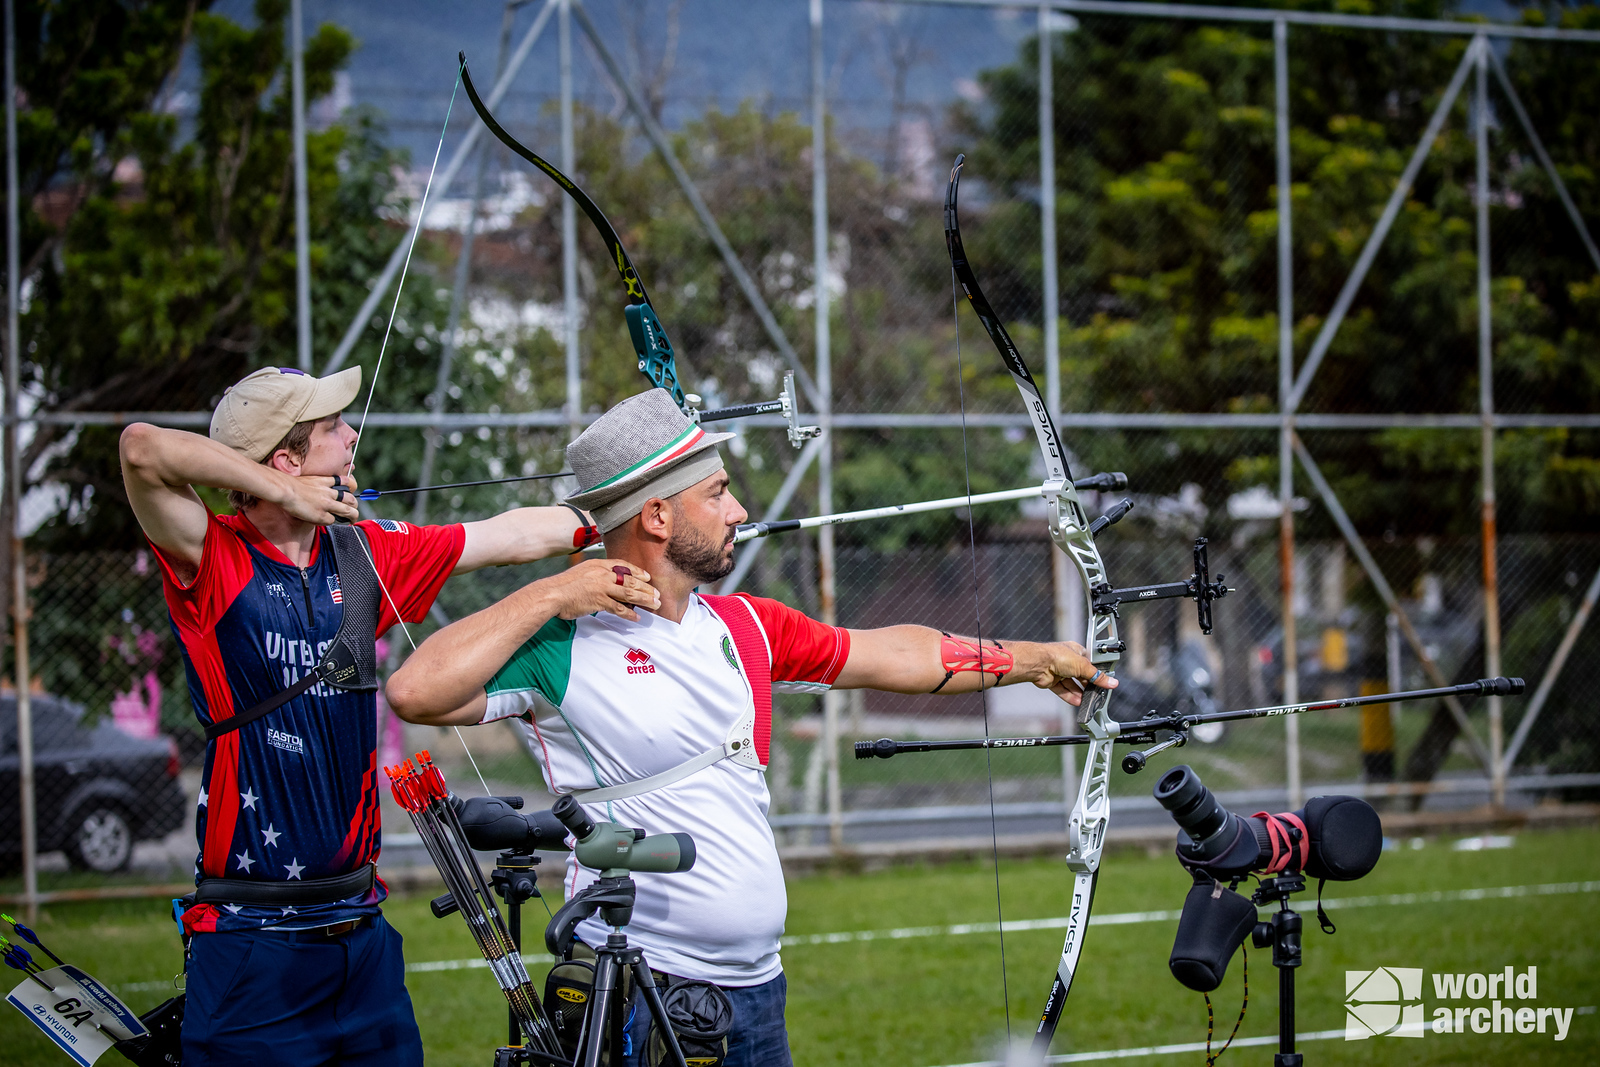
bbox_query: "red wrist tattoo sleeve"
[931,632,1013,693]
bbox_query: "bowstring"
[341,59,490,797]
[951,264,1012,1037]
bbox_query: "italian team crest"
[721,635,740,673]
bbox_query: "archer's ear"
[266,449,303,477]
[637,496,672,541]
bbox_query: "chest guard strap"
[204,523,382,742]
[568,594,772,803]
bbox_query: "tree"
[957,0,1600,538]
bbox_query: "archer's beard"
[666,523,736,584]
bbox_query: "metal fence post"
[1038,5,1079,827]
[1275,17,1302,807]
[811,0,842,851]
[1039,4,1060,418]
[4,0,35,920]
[1475,34,1505,808]
[561,0,581,435]
[291,0,312,370]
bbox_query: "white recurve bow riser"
[1046,483,1121,998]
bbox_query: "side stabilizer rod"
[855,677,1524,762]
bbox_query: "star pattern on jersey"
[240,787,259,810]
[261,823,281,848]
[196,788,207,808]
[234,850,255,873]
[224,904,243,914]
[280,906,298,917]
[284,858,305,880]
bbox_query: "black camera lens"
[1154,765,1229,845]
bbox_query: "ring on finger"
[612,565,630,587]
[1088,668,1104,685]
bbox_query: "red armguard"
[933,633,1013,692]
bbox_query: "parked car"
[0,693,186,873]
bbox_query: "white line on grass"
[778,878,1600,947]
[108,878,1600,996]
[934,1028,1347,1067]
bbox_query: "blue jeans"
[624,971,792,1067]
[181,914,423,1066]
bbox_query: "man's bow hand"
[1030,641,1119,707]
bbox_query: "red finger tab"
[612,564,631,586]
[572,524,602,549]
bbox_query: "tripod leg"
[1275,964,1301,1067]
[576,952,621,1067]
[631,960,690,1067]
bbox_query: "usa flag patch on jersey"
[326,575,343,604]
[375,519,409,534]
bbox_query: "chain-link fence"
[6,0,1600,898]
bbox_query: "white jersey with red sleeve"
[481,591,850,985]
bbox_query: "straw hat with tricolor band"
[565,389,735,532]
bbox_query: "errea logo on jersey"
[624,648,656,675]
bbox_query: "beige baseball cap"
[210,366,362,461]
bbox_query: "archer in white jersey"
[387,389,1117,1063]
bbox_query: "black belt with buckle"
[256,916,371,942]
[194,864,376,907]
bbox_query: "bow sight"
[1089,534,1231,636]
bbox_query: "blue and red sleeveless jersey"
[151,512,464,933]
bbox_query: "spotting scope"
[550,794,696,876]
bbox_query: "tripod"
[542,873,691,1067]
[1250,874,1306,1067]
[488,851,553,1063]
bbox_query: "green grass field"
[4,826,1598,1065]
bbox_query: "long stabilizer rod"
[855,676,1524,761]
[734,472,1127,544]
